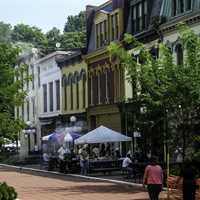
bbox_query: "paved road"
[0,168,167,200]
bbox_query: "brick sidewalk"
[0,167,167,200]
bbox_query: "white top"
[58,147,70,160]
[122,157,132,168]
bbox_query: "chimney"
[86,5,96,49]
[112,0,125,10]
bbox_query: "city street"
[0,167,167,200]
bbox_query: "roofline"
[99,0,112,9]
[36,51,72,64]
[87,0,111,10]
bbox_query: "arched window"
[176,44,183,66]
[74,71,79,109]
[68,74,73,110]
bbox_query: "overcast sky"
[0,0,106,33]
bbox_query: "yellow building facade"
[85,1,130,132]
[56,51,88,123]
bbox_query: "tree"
[108,25,200,160]
[0,44,26,144]
[60,32,86,49]
[0,21,12,43]
[11,24,47,48]
[64,11,86,33]
[46,27,61,49]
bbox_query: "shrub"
[0,182,17,200]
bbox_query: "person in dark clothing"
[177,161,197,200]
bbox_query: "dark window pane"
[176,44,183,65]
[187,0,192,10]
[31,65,34,89]
[32,98,35,118]
[49,82,53,112]
[27,100,29,121]
[70,79,73,110]
[22,103,24,120]
[38,67,40,87]
[43,84,47,112]
[83,74,86,108]
[64,86,67,110]
[76,79,79,109]
[56,80,60,110]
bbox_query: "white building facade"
[36,51,68,137]
[15,50,41,158]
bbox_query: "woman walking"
[143,156,163,200]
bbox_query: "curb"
[0,163,143,187]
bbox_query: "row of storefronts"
[15,0,200,158]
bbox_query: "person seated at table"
[58,144,70,173]
[106,143,111,157]
[92,145,99,159]
[100,144,106,157]
[122,154,133,178]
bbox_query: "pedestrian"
[79,146,89,175]
[58,144,70,173]
[143,156,163,200]
[122,154,133,178]
[176,160,197,200]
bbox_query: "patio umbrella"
[49,132,65,145]
[75,126,132,145]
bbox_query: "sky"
[0,0,106,33]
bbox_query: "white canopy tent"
[74,126,131,145]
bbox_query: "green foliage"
[46,27,61,50]
[0,21,12,44]
[11,24,48,48]
[0,43,25,143]
[108,24,200,158]
[0,182,17,200]
[61,32,86,49]
[64,11,86,32]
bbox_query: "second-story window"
[26,65,29,90]
[38,67,40,87]
[82,73,86,108]
[96,24,100,49]
[27,100,29,121]
[32,98,35,118]
[132,0,148,34]
[172,0,192,16]
[55,80,60,110]
[22,103,24,121]
[96,20,108,49]
[43,84,47,112]
[49,82,53,112]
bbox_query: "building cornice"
[160,11,200,34]
[84,47,108,64]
